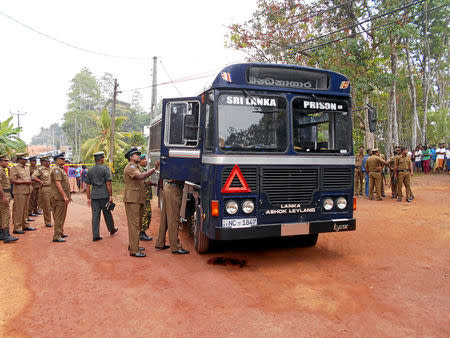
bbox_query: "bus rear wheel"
[295,233,318,247]
[194,207,210,254]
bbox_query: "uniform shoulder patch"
[130,164,135,168]
[54,169,59,174]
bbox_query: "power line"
[290,3,447,56]
[159,59,182,96]
[284,0,357,27]
[281,0,426,51]
[0,10,151,60]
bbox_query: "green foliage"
[30,123,66,148]
[80,108,131,162]
[112,151,128,183]
[0,117,26,154]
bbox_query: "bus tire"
[296,233,318,247]
[194,207,210,254]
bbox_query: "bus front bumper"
[214,218,356,241]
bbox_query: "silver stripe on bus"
[149,151,161,157]
[169,149,201,159]
[202,155,354,165]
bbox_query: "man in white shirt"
[414,146,422,173]
[435,143,445,174]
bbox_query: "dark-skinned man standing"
[0,154,18,243]
[28,156,41,217]
[354,146,364,196]
[31,156,53,227]
[10,153,35,233]
[394,147,414,202]
[86,151,118,242]
[123,148,159,257]
[364,148,388,201]
[50,153,71,242]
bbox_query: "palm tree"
[81,109,130,162]
[0,117,26,155]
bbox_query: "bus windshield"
[218,93,287,152]
[292,97,352,153]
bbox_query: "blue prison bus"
[149,63,356,253]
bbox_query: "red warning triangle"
[221,164,251,193]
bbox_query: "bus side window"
[184,102,199,146]
[166,103,186,145]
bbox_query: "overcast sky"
[0,0,257,143]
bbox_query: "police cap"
[28,156,37,161]
[53,152,65,160]
[15,152,28,159]
[124,147,141,160]
[0,154,10,161]
[372,148,380,153]
[93,151,105,158]
[40,156,51,162]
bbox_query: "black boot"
[139,231,153,241]
[4,229,18,243]
[0,228,4,241]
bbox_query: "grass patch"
[112,181,125,201]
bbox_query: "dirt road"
[1,175,449,337]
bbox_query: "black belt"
[355,166,361,168]
[370,170,380,172]
[398,170,409,172]
[167,182,183,189]
[3,189,10,193]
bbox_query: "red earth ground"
[0,174,449,337]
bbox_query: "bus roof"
[208,63,350,96]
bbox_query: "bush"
[112,153,128,183]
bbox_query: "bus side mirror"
[368,106,377,133]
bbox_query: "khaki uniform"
[380,154,386,195]
[156,182,183,252]
[0,167,11,231]
[123,162,145,255]
[10,163,31,230]
[388,155,399,196]
[354,153,364,195]
[365,155,384,200]
[395,156,413,199]
[32,166,52,225]
[50,166,71,240]
[28,165,40,215]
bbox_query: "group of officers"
[354,146,414,202]
[0,148,189,259]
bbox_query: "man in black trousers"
[86,152,118,241]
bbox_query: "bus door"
[160,97,202,183]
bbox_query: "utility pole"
[110,79,119,162]
[10,110,27,139]
[147,56,158,155]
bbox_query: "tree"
[80,108,130,162]
[0,117,26,154]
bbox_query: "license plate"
[222,218,257,228]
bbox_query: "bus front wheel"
[194,207,210,254]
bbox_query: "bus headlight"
[336,197,347,210]
[323,198,334,211]
[242,200,254,214]
[225,201,238,215]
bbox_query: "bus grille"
[322,167,352,190]
[221,167,258,191]
[261,168,318,205]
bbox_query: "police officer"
[123,148,159,257]
[387,146,401,199]
[0,154,18,243]
[86,151,118,241]
[10,153,35,233]
[28,156,41,217]
[156,180,189,255]
[354,146,364,196]
[364,148,387,201]
[138,154,153,241]
[50,153,71,242]
[395,147,414,202]
[32,156,53,227]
